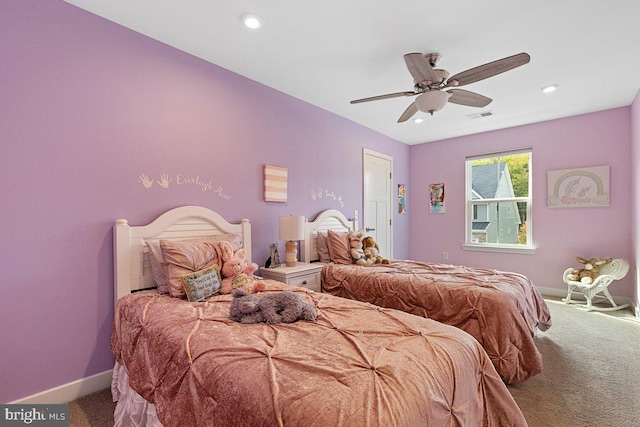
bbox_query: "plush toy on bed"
[219,242,265,294]
[348,230,374,266]
[229,288,318,324]
[565,256,612,284]
[362,236,390,265]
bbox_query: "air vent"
[467,111,494,119]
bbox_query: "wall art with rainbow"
[547,165,609,208]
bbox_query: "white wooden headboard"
[113,206,251,302]
[303,209,355,263]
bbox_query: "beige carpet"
[68,299,640,426]
[68,387,115,427]
[508,298,640,427]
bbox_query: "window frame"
[463,148,535,254]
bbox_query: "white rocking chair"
[562,258,630,311]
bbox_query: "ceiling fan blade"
[350,91,416,104]
[397,102,419,123]
[446,89,492,107]
[404,53,438,84]
[446,52,530,87]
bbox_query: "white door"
[363,149,393,258]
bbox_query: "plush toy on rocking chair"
[562,256,630,311]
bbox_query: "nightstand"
[260,262,323,292]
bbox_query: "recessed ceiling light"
[541,84,558,94]
[413,117,424,124]
[242,14,261,29]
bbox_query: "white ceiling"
[64,0,640,145]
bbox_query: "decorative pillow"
[146,240,169,294]
[145,234,242,295]
[316,232,331,263]
[181,265,222,302]
[326,230,352,265]
[206,233,243,251]
[160,239,223,298]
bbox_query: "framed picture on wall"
[547,165,610,208]
[398,184,406,213]
[264,165,288,202]
[429,183,445,213]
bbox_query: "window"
[464,148,533,254]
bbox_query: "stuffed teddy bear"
[566,256,612,284]
[348,230,373,266]
[219,242,265,294]
[229,288,318,324]
[362,236,390,264]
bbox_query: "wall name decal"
[138,173,231,199]
[310,186,344,207]
[176,174,212,192]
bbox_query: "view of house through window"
[465,149,532,250]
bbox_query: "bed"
[110,205,527,426]
[303,209,552,385]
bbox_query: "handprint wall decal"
[157,173,172,188]
[139,174,153,189]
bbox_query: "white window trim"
[462,243,536,254]
[464,148,534,254]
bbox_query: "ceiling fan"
[350,52,530,123]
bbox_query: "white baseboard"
[538,286,636,314]
[9,369,113,404]
[538,286,570,299]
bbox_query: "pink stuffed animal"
[219,242,265,294]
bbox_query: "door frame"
[363,148,393,259]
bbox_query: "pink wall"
[0,1,410,402]
[631,89,640,308]
[409,108,634,298]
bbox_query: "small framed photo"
[429,183,445,213]
[398,184,406,213]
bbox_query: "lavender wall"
[0,1,410,402]
[409,108,634,298]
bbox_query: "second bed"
[303,209,552,384]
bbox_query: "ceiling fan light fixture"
[541,84,558,93]
[241,14,261,29]
[415,91,450,115]
[350,51,531,123]
[413,117,424,124]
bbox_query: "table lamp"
[279,215,305,267]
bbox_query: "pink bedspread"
[112,281,526,426]
[321,261,552,384]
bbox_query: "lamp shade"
[279,215,305,241]
[415,91,451,114]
